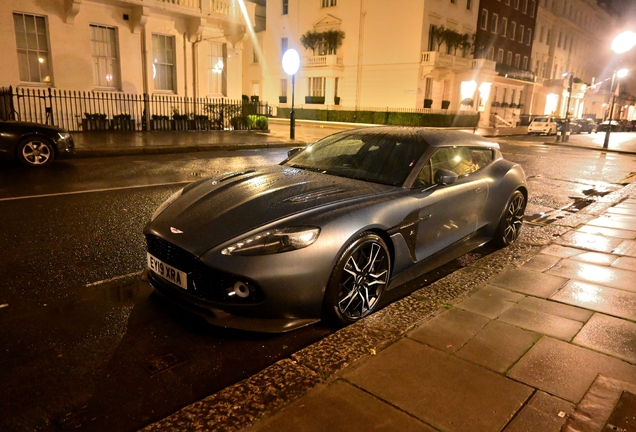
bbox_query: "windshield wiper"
[288,164,326,174]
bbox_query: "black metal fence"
[0,86,270,132]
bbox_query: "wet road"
[1,138,636,431]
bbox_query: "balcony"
[495,64,536,83]
[304,55,344,69]
[421,52,470,70]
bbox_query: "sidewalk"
[136,131,636,431]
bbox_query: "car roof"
[351,126,500,150]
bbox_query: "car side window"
[414,147,493,188]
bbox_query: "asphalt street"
[1,133,636,431]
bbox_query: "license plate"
[147,253,188,290]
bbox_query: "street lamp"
[282,49,300,139]
[604,30,636,149]
[603,68,629,149]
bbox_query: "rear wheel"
[323,232,390,326]
[17,137,55,167]
[492,190,526,247]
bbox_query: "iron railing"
[0,86,270,132]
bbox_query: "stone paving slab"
[612,256,636,271]
[570,251,618,266]
[587,216,636,232]
[507,337,636,403]
[573,313,636,364]
[614,239,636,257]
[455,320,540,374]
[554,231,624,254]
[539,244,585,258]
[576,224,636,240]
[343,338,533,432]
[520,253,561,271]
[407,308,490,353]
[550,280,636,321]
[515,296,593,322]
[487,268,568,298]
[497,304,584,340]
[249,379,435,432]
[607,207,636,215]
[547,259,636,293]
[454,285,525,319]
[503,391,573,432]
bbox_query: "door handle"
[475,187,484,193]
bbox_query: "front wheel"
[492,190,526,247]
[323,233,391,326]
[17,137,55,167]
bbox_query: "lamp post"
[562,72,574,142]
[282,49,300,139]
[603,68,628,149]
[604,30,636,149]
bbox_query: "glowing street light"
[604,30,635,150]
[282,49,300,139]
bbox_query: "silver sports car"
[143,127,527,332]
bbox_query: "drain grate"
[141,352,187,376]
[525,197,595,226]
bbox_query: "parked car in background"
[597,120,622,132]
[527,116,560,135]
[577,119,597,134]
[143,127,528,332]
[566,119,582,134]
[0,121,75,167]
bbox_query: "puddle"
[525,197,595,226]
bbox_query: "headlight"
[58,132,71,140]
[222,227,320,256]
[151,188,183,221]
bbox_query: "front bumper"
[142,268,318,332]
[55,136,75,158]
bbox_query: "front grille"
[145,235,263,303]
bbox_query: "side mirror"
[434,169,458,186]
[287,147,303,158]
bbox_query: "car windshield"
[283,131,428,186]
[533,118,548,123]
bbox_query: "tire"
[323,232,391,326]
[492,190,526,247]
[17,137,55,167]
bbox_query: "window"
[514,54,520,68]
[424,77,433,99]
[451,0,456,4]
[321,0,336,7]
[414,147,494,188]
[522,0,528,13]
[480,9,488,30]
[523,56,528,70]
[539,26,544,43]
[308,77,325,97]
[496,48,504,63]
[491,14,498,33]
[546,30,551,45]
[280,78,287,98]
[501,18,508,36]
[428,25,437,51]
[557,32,562,48]
[207,41,226,96]
[281,37,288,57]
[90,25,120,88]
[466,0,473,10]
[511,89,516,104]
[487,46,495,60]
[283,0,288,14]
[513,0,520,9]
[505,0,511,5]
[518,25,524,43]
[506,51,512,65]
[530,0,536,16]
[13,13,52,84]
[526,29,532,45]
[152,34,176,91]
[510,22,516,40]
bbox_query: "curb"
[73,142,305,158]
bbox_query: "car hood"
[147,165,395,256]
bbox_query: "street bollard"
[556,131,561,142]
[564,131,571,142]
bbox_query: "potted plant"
[172,108,190,131]
[334,96,341,105]
[112,113,133,131]
[441,100,450,109]
[424,99,433,109]
[491,101,501,107]
[82,113,109,131]
[501,102,510,108]
[151,114,171,130]
[193,114,210,130]
[461,98,474,107]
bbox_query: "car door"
[410,146,490,261]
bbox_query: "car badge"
[170,227,184,234]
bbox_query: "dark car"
[142,127,527,332]
[597,120,622,132]
[0,120,75,167]
[565,119,582,134]
[577,119,597,134]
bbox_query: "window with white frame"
[280,78,288,98]
[90,24,120,89]
[518,25,524,43]
[13,13,52,84]
[466,0,473,10]
[511,89,516,104]
[523,56,528,70]
[281,37,288,57]
[491,14,498,33]
[424,77,433,99]
[283,0,288,14]
[513,0,520,9]
[152,33,176,91]
[207,41,226,96]
[514,54,520,68]
[480,9,488,30]
[253,45,259,63]
[510,22,516,40]
[321,0,336,7]
[487,46,495,60]
[523,0,528,13]
[530,0,535,16]
[501,18,508,36]
[308,77,326,97]
[496,49,504,63]
[526,28,532,45]
[506,51,512,65]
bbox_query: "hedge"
[277,108,478,127]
